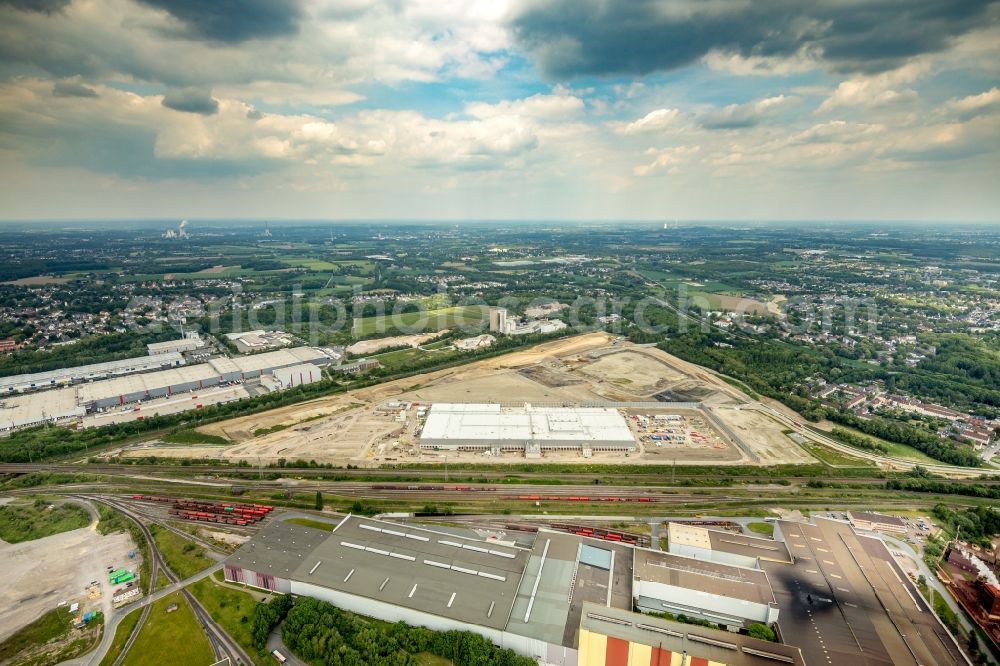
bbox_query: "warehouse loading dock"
[2,346,333,431]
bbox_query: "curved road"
[60,496,250,666]
[94,495,250,666]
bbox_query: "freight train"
[130,495,274,525]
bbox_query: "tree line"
[280,597,535,666]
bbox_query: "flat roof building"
[847,511,908,533]
[633,548,779,629]
[506,531,635,652]
[420,403,636,452]
[762,517,967,665]
[2,346,334,427]
[294,516,529,632]
[264,363,322,390]
[0,388,84,431]
[224,515,965,666]
[578,603,805,666]
[224,520,329,593]
[147,335,204,356]
[667,522,792,569]
[0,352,185,394]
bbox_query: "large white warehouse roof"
[420,403,634,444]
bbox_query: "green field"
[278,257,341,271]
[188,578,267,665]
[120,592,213,666]
[746,522,775,536]
[148,525,215,579]
[800,441,874,467]
[0,499,91,543]
[162,429,229,445]
[352,305,486,336]
[98,608,141,666]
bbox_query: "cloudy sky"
[1,0,998,222]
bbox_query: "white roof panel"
[421,403,634,443]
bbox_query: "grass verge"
[96,504,151,595]
[149,525,214,579]
[188,578,268,665]
[120,592,213,666]
[97,608,141,666]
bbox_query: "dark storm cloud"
[136,0,302,43]
[0,0,69,13]
[52,80,98,98]
[161,87,219,115]
[509,0,998,79]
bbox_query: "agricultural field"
[351,305,487,336]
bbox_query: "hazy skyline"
[1,0,998,222]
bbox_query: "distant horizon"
[1,218,999,229]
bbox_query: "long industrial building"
[0,347,332,430]
[224,516,798,666]
[78,347,331,410]
[0,352,185,394]
[419,403,636,453]
[225,514,969,666]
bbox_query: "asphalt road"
[57,496,249,666]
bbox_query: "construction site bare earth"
[122,333,812,467]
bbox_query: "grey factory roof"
[708,529,792,563]
[506,530,634,649]
[0,352,184,393]
[291,515,530,631]
[147,338,203,353]
[847,511,907,528]
[226,521,330,580]
[764,517,965,666]
[633,548,775,606]
[579,603,806,666]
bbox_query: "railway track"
[80,495,250,666]
[318,484,737,504]
[4,462,999,485]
